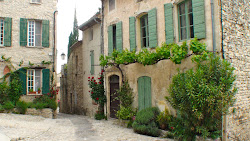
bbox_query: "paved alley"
[0,113,172,141]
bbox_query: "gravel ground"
[0,113,173,141]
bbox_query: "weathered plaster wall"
[0,0,57,78]
[81,23,102,117]
[221,0,250,140]
[103,0,222,116]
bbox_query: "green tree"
[67,8,79,58]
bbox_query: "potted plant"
[37,88,41,94]
[29,89,36,94]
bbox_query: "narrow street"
[0,113,172,141]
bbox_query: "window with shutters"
[28,20,42,47]
[140,15,149,48]
[27,69,42,94]
[90,51,94,75]
[109,0,115,12]
[0,18,4,46]
[89,28,93,41]
[178,0,194,40]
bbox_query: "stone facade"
[64,41,83,114]
[102,0,222,117]
[0,0,57,97]
[221,0,250,140]
[61,12,102,117]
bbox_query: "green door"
[138,76,152,111]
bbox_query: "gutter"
[220,0,225,59]
[211,0,216,53]
[53,10,58,72]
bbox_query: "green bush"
[0,82,9,105]
[94,111,107,120]
[116,106,136,120]
[3,101,14,111]
[27,102,35,108]
[16,101,28,114]
[132,107,161,137]
[34,102,47,109]
[47,100,57,110]
[0,104,4,112]
[166,54,237,140]
[157,108,173,130]
[115,81,134,108]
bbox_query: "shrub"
[0,104,4,112]
[2,101,14,111]
[132,107,161,137]
[116,106,136,120]
[166,54,237,140]
[47,100,57,111]
[115,81,134,108]
[157,108,173,130]
[27,102,35,108]
[16,101,28,114]
[34,102,47,109]
[94,111,107,120]
[0,82,9,105]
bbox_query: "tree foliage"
[166,54,237,140]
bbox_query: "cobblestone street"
[0,113,172,141]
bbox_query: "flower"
[88,77,90,79]
[96,97,99,100]
[92,77,94,79]
[171,127,174,130]
[99,82,102,84]
[101,69,104,73]
[95,82,97,84]
[98,77,100,79]
[91,92,93,94]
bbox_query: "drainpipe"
[211,0,216,53]
[53,10,58,72]
[220,0,225,59]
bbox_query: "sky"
[57,0,101,73]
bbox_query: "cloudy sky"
[57,0,101,73]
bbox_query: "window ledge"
[0,45,5,48]
[27,93,43,96]
[26,46,44,49]
[30,2,41,5]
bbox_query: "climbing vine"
[100,38,207,68]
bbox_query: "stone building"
[0,0,57,101]
[101,0,221,117]
[221,0,249,140]
[61,12,102,116]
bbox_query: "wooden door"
[110,75,120,118]
[138,76,152,111]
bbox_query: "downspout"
[100,0,107,118]
[220,0,226,140]
[220,0,225,59]
[53,10,58,72]
[211,0,216,53]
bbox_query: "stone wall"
[0,0,57,78]
[221,0,250,140]
[26,108,53,118]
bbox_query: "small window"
[112,25,116,50]
[109,0,115,11]
[31,0,41,3]
[90,51,94,75]
[89,28,93,41]
[28,20,42,47]
[27,69,42,94]
[140,15,149,48]
[178,0,194,40]
[0,18,4,46]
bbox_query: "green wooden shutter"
[129,17,136,51]
[138,77,145,111]
[42,20,49,47]
[164,3,174,44]
[116,21,123,52]
[4,17,12,47]
[192,0,206,39]
[148,8,158,48]
[90,51,94,75]
[18,68,27,95]
[20,18,27,46]
[42,69,50,94]
[144,76,152,108]
[108,25,113,56]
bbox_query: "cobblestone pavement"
[0,113,173,141]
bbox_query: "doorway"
[109,75,120,118]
